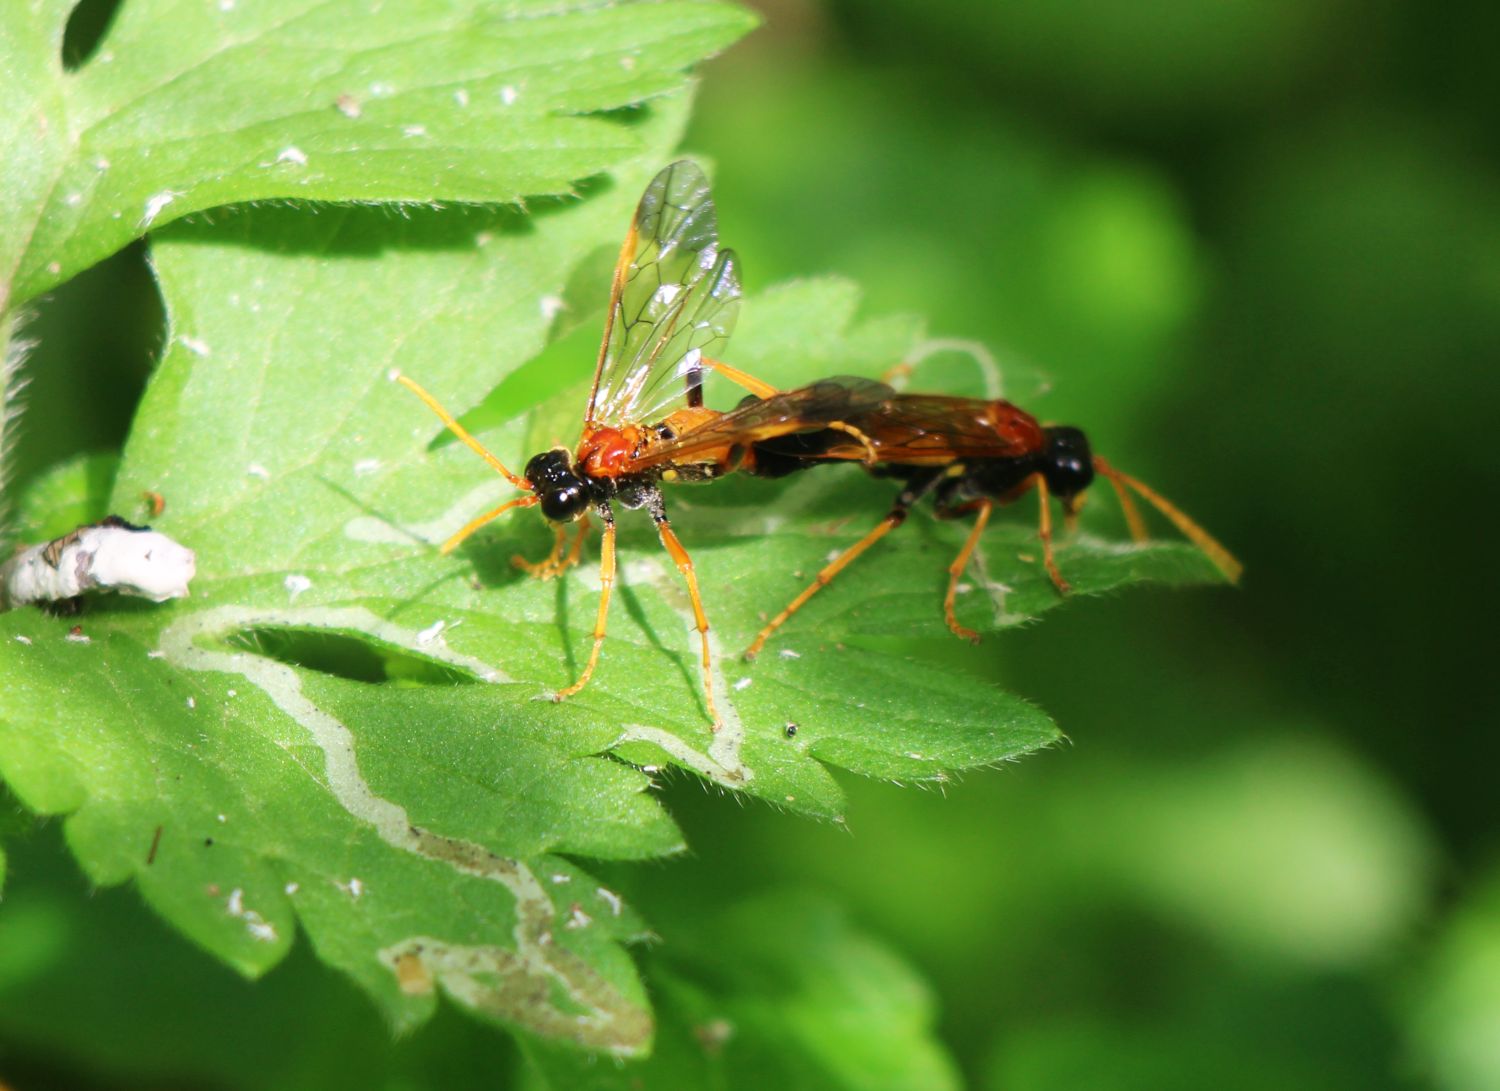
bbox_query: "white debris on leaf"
[283,574,312,601]
[178,335,211,357]
[246,463,270,479]
[275,146,308,166]
[141,190,180,227]
[539,294,564,321]
[597,887,623,916]
[499,85,518,105]
[733,677,752,691]
[778,649,801,660]
[353,458,382,476]
[1,516,195,610]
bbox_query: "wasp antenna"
[441,494,539,555]
[1092,456,1148,542]
[1095,457,1243,584]
[395,373,530,490]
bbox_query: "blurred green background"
[5,0,1499,1087]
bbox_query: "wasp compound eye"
[540,482,589,522]
[1043,426,1094,500]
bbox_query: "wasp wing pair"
[399,161,1240,727]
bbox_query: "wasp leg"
[554,507,616,702]
[701,356,779,399]
[745,472,942,661]
[1032,473,1071,594]
[653,505,722,731]
[943,500,993,643]
[513,516,590,580]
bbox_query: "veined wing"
[624,377,896,470]
[585,161,742,430]
[740,392,1044,465]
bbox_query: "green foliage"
[0,0,1246,1078]
[0,0,754,306]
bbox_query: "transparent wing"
[745,393,1045,465]
[585,161,743,429]
[625,377,896,470]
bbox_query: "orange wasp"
[739,381,1244,659]
[397,161,885,726]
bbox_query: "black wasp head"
[524,448,591,523]
[1042,426,1095,501]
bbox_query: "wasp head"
[524,449,591,522]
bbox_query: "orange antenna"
[1094,456,1243,584]
[393,372,530,491]
[442,494,538,555]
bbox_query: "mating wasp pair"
[398,162,1240,727]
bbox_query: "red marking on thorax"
[986,400,1046,454]
[577,425,640,478]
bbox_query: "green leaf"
[0,75,1227,1058]
[0,0,755,306]
[523,890,960,1090]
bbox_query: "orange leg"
[702,356,779,399]
[554,516,616,702]
[1033,474,1070,594]
[745,509,908,661]
[656,518,722,730]
[943,500,993,643]
[442,494,538,554]
[513,516,590,580]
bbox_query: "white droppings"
[276,146,308,166]
[454,88,470,107]
[597,887,623,916]
[147,649,166,659]
[335,94,361,118]
[246,463,270,479]
[217,813,227,823]
[284,882,300,895]
[247,920,277,942]
[178,335,211,357]
[955,582,973,594]
[402,124,427,138]
[283,574,312,601]
[539,294,565,321]
[906,751,924,760]
[227,689,237,698]
[65,192,82,207]
[353,458,382,476]
[218,0,235,10]
[65,630,91,644]
[227,887,245,915]
[415,619,446,646]
[369,81,395,97]
[45,262,61,275]
[550,873,572,885]
[14,634,32,645]
[499,85,518,106]
[565,905,592,930]
[733,677,752,691]
[141,190,179,227]
[94,156,111,171]
[778,649,801,660]
[386,368,402,382]
[338,877,365,898]
[186,696,196,709]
